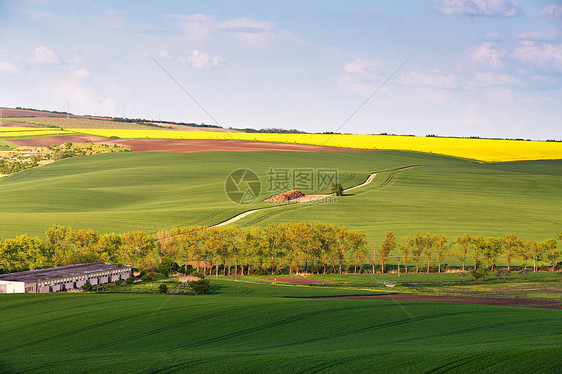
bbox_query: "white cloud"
[485,32,499,41]
[512,41,562,72]
[465,72,517,88]
[399,70,456,88]
[342,59,383,76]
[464,41,506,69]
[0,61,19,74]
[74,68,90,79]
[29,46,60,64]
[439,0,519,16]
[541,4,562,19]
[338,59,385,95]
[168,13,303,49]
[514,27,562,41]
[177,49,220,70]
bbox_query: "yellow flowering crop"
[64,129,562,162]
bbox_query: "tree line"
[0,223,560,275]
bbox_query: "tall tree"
[541,238,559,271]
[454,234,473,271]
[482,237,502,270]
[424,234,438,273]
[45,225,73,266]
[521,240,537,270]
[379,231,396,273]
[120,231,155,270]
[472,235,486,270]
[400,236,415,274]
[349,230,367,274]
[502,234,523,271]
[412,233,426,273]
[434,234,449,273]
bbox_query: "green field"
[1,279,560,373]
[0,150,560,254]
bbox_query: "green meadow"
[0,150,560,250]
[1,279,560,374]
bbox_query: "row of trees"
[1,224,560,275]
[378,232,561,273]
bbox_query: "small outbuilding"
[0,262,132,294]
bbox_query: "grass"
[0,280,560,373]
[0,138,16,150]
[0,151,560,264]
[71,128,562,162]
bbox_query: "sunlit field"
[72,129,562,162]
[0,127,71,138]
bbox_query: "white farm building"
[0,262,132,294]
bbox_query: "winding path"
[215,167,415,227]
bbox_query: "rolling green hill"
[1,281,560,373]
[0,150,560,248]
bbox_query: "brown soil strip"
[9,135,108,146]
[96,139,365,153]
[320,294,562,310]
[1,121,39,128]
[259,276,332,284]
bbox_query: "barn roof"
[0,262,131,283]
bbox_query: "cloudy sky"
[1,0,561,139]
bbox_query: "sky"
[0,0,561,140]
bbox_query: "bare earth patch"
[321,294,562,310]
[1,121,39,128]
[259,276,332,284]
[96,139,365,153]
[9,135,109,146]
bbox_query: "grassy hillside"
[0,151,560,247]
[1,282,560,373]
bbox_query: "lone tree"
[331,182,343,196]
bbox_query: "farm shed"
[0,262,132,293]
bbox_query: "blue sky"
[1,0,561,139]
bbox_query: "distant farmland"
[70,129,562,162]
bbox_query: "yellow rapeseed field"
[0,127,72,138]
[53,128,562,162]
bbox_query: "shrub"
[191,272,205,279]
[126,276,135,284]
[114,280,123,286]
[81,283,94,292]
[159,284,168,294]
[141,275,150,282]
[157,258,180,277]
[188,279,212,295]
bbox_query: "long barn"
[0,262,132,293]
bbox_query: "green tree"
[378,231,396,273]
[45,225,73,266]
[330,182,343,196]
[400,236,415,274]
[472,235,486,270]
[412,233,426,273]
[454,234,473,271]
[502,234,522,271]
[482,237,503,270]
[424,234,438,273]
[434,234,448,273]
[541,238,559,271]
[120,231,155,270]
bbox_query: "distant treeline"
[1,224,560,276]
[13,107,71,115]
